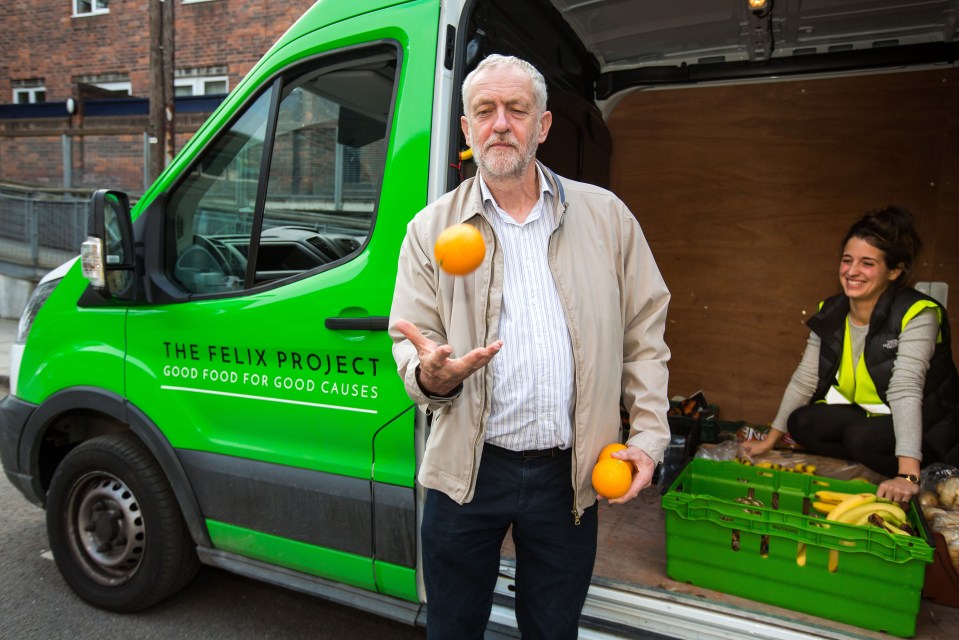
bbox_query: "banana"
[827,549,840,573]
[826,493,876,522]
[815,490,858,505]
[839,501,907,525]
[868,513,915,536]
[812,501,836,515]
[850,508,908,527]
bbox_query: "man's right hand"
[394,319,503,396]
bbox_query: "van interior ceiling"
[456,0,959,186]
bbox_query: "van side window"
[164,49,396,295]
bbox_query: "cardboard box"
[923,531,959,608]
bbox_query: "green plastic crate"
[661,458,934,637]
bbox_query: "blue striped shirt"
[480,169,574,451]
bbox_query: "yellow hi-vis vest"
[822,300,942,415]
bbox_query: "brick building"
[0,0,315,194]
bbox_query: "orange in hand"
[597,442,627,462]
[592,457,633,500]
[434,223,485,276]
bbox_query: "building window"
[73,1,109,17]
[174,76,229,97]
[13,86,46,104]
[76,75,132,98]
[92,81,133,96]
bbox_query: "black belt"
[485,443,570,459]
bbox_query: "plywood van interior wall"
[608,67,959,423]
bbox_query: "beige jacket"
[389,163,671,516]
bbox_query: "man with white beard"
[390,55,672,640]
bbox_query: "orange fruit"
[434,223,485,275]
[592,457,633,500]
[597,442,627,462]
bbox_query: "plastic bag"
[919,463,959,572]
[920,463,959,509]
[693,443,883,483]
[695,440,741,462]
[734,424,801,450]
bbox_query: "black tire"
[46,432,199,612]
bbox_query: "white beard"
[471,124,541,180]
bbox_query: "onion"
[939,476,959,508]
[920,490,940,508]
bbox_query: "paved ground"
[0,469,426,639]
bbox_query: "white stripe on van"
[160,385,377,414]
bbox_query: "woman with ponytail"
[743,206,959,502]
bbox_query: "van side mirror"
[81,189,137,300]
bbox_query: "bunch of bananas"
[734,458,817,474]
[812,491,917,536]
[785,462,817,475]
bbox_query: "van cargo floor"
[500,487,959,639]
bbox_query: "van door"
[123,44,417,593]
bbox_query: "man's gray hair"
[461,54,548,115]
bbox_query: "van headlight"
[16,278,59,344]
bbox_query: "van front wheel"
[46,432,199,612]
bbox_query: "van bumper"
[0,393,41,506]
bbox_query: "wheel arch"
[20,386,211,547]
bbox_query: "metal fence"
[0,133,151,195]
[0,184,90,270]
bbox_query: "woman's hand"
[740,428,783,458]
[740,437,775,457]
[877,476,920,503]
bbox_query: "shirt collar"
[478,163,552,208]
[478,164,553,226]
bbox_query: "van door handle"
[324,316,389,331]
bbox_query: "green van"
[3,1,958,638]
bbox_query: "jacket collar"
[463,160,568,229]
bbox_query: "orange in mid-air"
[597,442,627,462]
[434,223,485,275]
[592,457,633,500]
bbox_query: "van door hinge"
[444,25,455,70]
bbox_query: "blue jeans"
[421,444,598,640]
